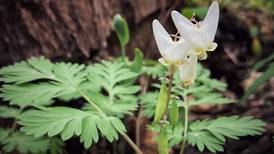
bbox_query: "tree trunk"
[0,0,176,66]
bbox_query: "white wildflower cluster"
[152,1,219,87]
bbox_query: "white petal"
[152,19,191,63]
[202,1,219,42]
[179,54,197,86]
[152,20,173,57]
[165,38,190,62]
[171,12,208,48]
[171,11,193,28]
[180,24,209,48]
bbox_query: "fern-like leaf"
[0,105,20,118]
[187,116,266,153]
[87,60,139,116]
[142,60,166,79]
[0,57,53,84]
[18,107,126,148]
[0,128,63,154]
[0,57,87,106]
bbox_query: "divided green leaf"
[18,107,126,149]
[86,60,139,117]
[0,128,63,154]
[0,106,21,118]
[0,57,87,107]
[187,116,266,153]
[141,63,234,119]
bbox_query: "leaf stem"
[136,76,149,148]
[179,93,189,154]
[79,91,106,116]
[79,90,142,154]
[135,109,142,148]
[10,106,25,134]
[121,132,143,154]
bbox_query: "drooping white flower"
[171,1,219,60]
[152,19,191,65]
[179,54,197,87]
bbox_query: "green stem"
[121,132,143,154]
[163,65,176,117]
[10,106,25,134]
[156,65,175,153]
[79,91,106,116]
[79,90,142,154]
[121,45,126,60]
[136,76,149,150]
[179,93,189,154]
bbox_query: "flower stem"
[121,45,126,60]
[164,65,176,116]
[156,65,175,153]
[179,93,189,154]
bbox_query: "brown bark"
[0,0,177,66]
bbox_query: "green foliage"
[113,14,129,47]
[0,55,266,154]
[130,48,144,73]
[139,91,158,118]
[0,106,20,118]
[141,63,234,118]
[186,116,265,153]
[223,0,274,15]
[87,60,140,117]
[142,60,167,79]
[164,116,266,153]
[0,57,53,84]
[181,7,208,19]
[241,63,274,102]
[0,128,63,154]
[252,53,274,71]
[0,128,9,141]
[173,64,234,106]
[143,62,265,154]
[0,56,87,107]
[0,57,139,150]
[18,107,126,149]
[0,57,139,116]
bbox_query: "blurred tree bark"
[0,0,176,66]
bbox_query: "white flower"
[179,54,197,87]
[152,19,191,65]
[171,1,219,60]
